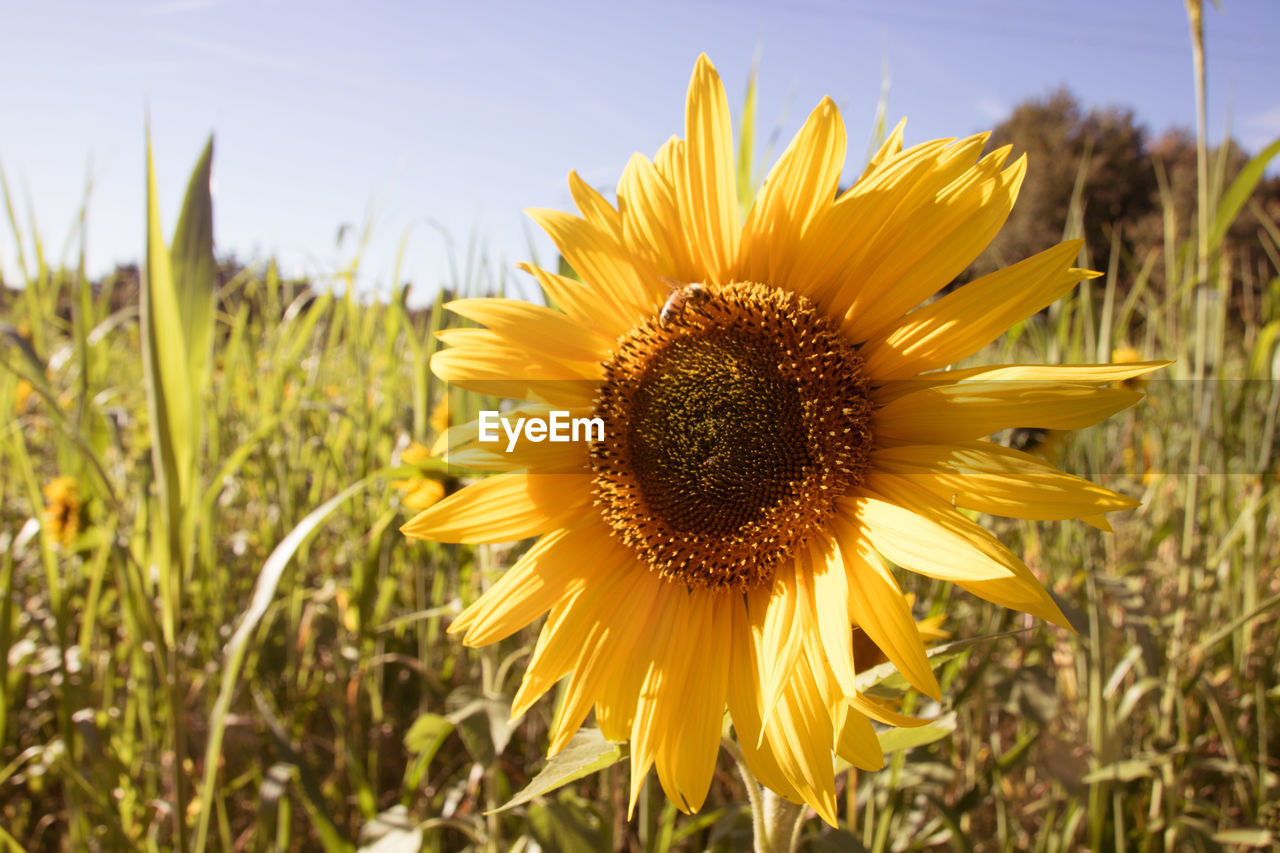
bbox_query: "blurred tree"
[959,88,1280,327]
[968,87,1157,279]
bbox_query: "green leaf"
[402,712,455,792]
[526,799,607,853]
[1248,320,1280,379]
[492,727,625,814]
[445,690,517,763]
[170,136,216,409]
[876,711,957,756]
[403,713,454,761]
[142,127,190,529]
[1209,136,1280,249]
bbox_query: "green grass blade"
[193,475,379,853]
[170,135,217,404]
[1209,136,1280,250]
[142,129,192,527]
[735,51,759,211]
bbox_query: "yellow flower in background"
[42,476,81,547]
[14,379,34,414]
[392,442,449,511]
[1111,346,1151,392]
[428,399,450,437]
[402,55,1164,823]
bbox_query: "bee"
[659,281,708,328]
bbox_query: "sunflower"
[402,55,1163,823]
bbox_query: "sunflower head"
[404,54,1165,824]
[591,280,872,590]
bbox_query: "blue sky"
[3,0,1278,303]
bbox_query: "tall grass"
[3,24,1280,853]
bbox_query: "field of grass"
[3,18,1280,853]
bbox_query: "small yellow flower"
[429,400,450,437]
[396,477,446,511]
[392,442,450,511]
[1111,346,1150,392]
[42,476,81,547]
[14,379,34,414]
[401,441,433,467]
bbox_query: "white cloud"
[1241,103,1280,152]
[974,95,1011,124]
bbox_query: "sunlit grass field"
[3,29,1280,853]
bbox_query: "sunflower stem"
[725,734,805,853]
[758,788,804,853]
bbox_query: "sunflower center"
[590,281,873,591]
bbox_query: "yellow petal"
[830,514,940,700]
[873,381,1143,443]
[754,565,805,739]
[400,473,592,543]
[617,153,699,283]
[656,592,730,813]
[628,584,694,816]
[861,240,1096,379]
[847,691,930,728]
[865,472,1071,628]
[679,54,741,283]
[434,328,601,379]
[791,138,955,307]
[856,118,906,183]
[430,345,597,408]
[726,598,804,801]
[444,297,613,364]
[806,536,859,699]
[813,134,991,312]
[596,580,675,742]
[548,566,659,755]
[874,360,1172,404]
[841,155,1027,343]
[525,207,659,318]
[450,523,593,645]
[509,586,588,718]
[835,707,884,771]
[871,441,1140,521]
[846,487,1019,583]
[568,169,624,239]
[517,261,635,341]
[739,96,846,288]
[767,650,838,826]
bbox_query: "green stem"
[758,789,804,853]
[724,737,804,853]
